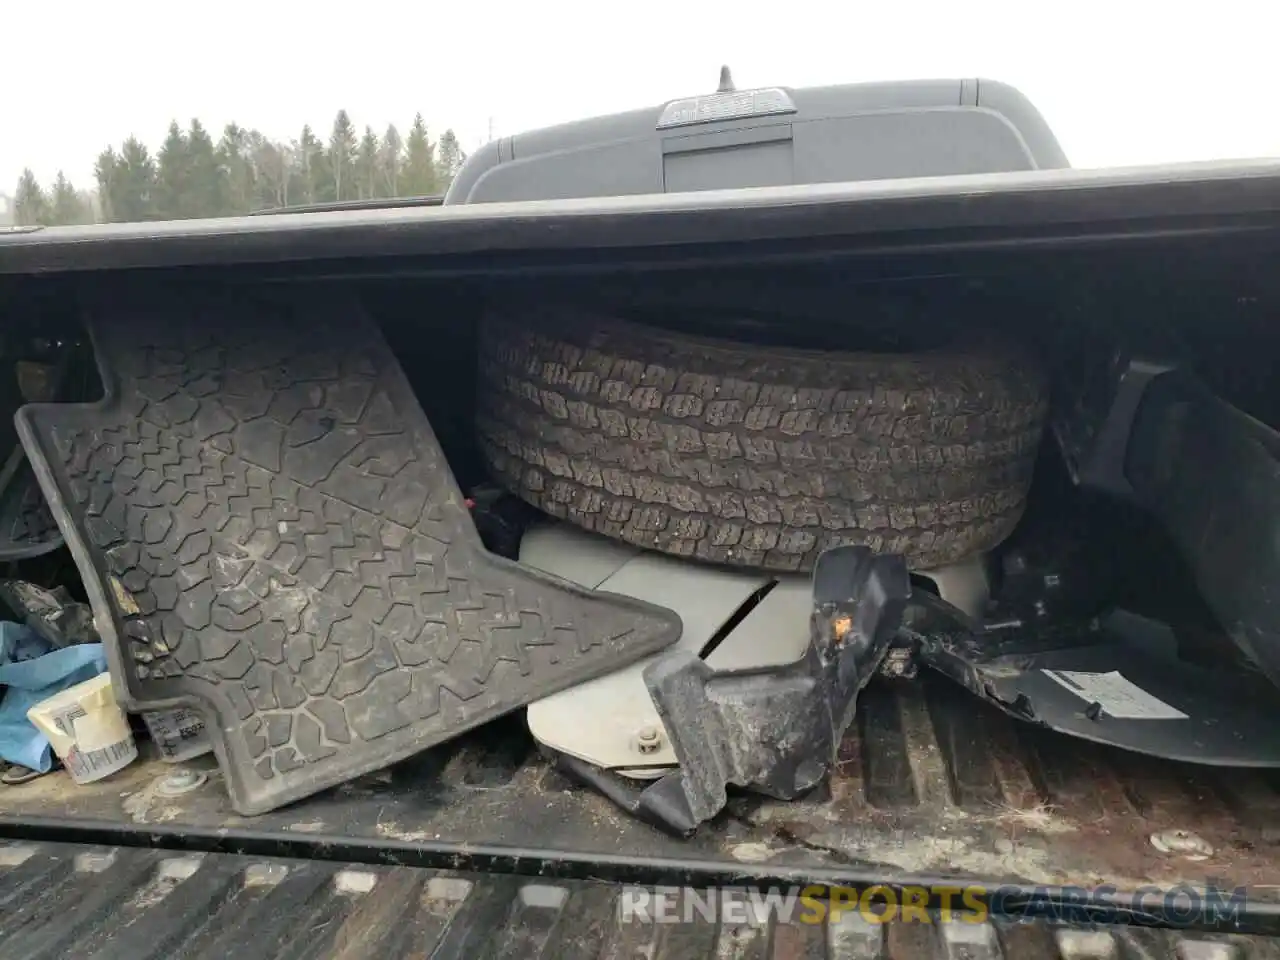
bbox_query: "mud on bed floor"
[0,673,1275,912]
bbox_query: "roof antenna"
[717,65,735,93]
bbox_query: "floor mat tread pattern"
[16,288,681,814]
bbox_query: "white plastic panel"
[522,521,986,777]
[917,554,989,620]
[523,524,773,769]
[517,523,640,589]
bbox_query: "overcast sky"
[5,0,1279,191]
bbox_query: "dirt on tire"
[476,307,1048,572]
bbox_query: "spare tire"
[476,308,1048,572]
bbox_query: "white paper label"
[66,738,137,782]
[1041,670,1189,720]
[142,708,212,762]
[52,705,88,738]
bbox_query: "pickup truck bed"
[3,840,1266,960]
[2,675,1278,943]
[4,158,1280,955]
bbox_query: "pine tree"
[219,123,255,215]
[14,108,472,221]
[14,169,49,226]
[297,125,330,204]
[328,110,358,202]
[94,148,120,222]
[296,127,316,205]
[114,137,158,222]
[155,121,190,219]
[50,171,89,225]
[402,114,437,196]
[249,130,291,211]
[436,129,466,188]
[356,127,380,200]
[78,189,99,223]
[186,119,225,217]
[285,138,308,207]
[380,124,403,197]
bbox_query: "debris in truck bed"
[1059,357,1280,698]
[27,671,138,784]
[569,546,910,835]
[0,580,97,648]
[2,675,1279,934]
[0,578,216,764]
[519,526,913,836]
[0,625,107,774]
[915,600,1280,767]
[520,518,1001,835]
[140,706,213,764]
[520,518,813,776]
[14,287,682,815]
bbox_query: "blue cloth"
[0,622,106,771]
[0,621,46,665]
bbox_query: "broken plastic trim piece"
[1056,354,1280,695]
[558,546,910,836]
[914,597,1280,767]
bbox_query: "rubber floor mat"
[15,287,682,815]
[0,446,63,560]
[0,351,66,561]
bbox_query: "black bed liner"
[2,841,1268,960]
[2,673,1278,944]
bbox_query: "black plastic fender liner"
[15,286,682,816]
[914,596,1280,768]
